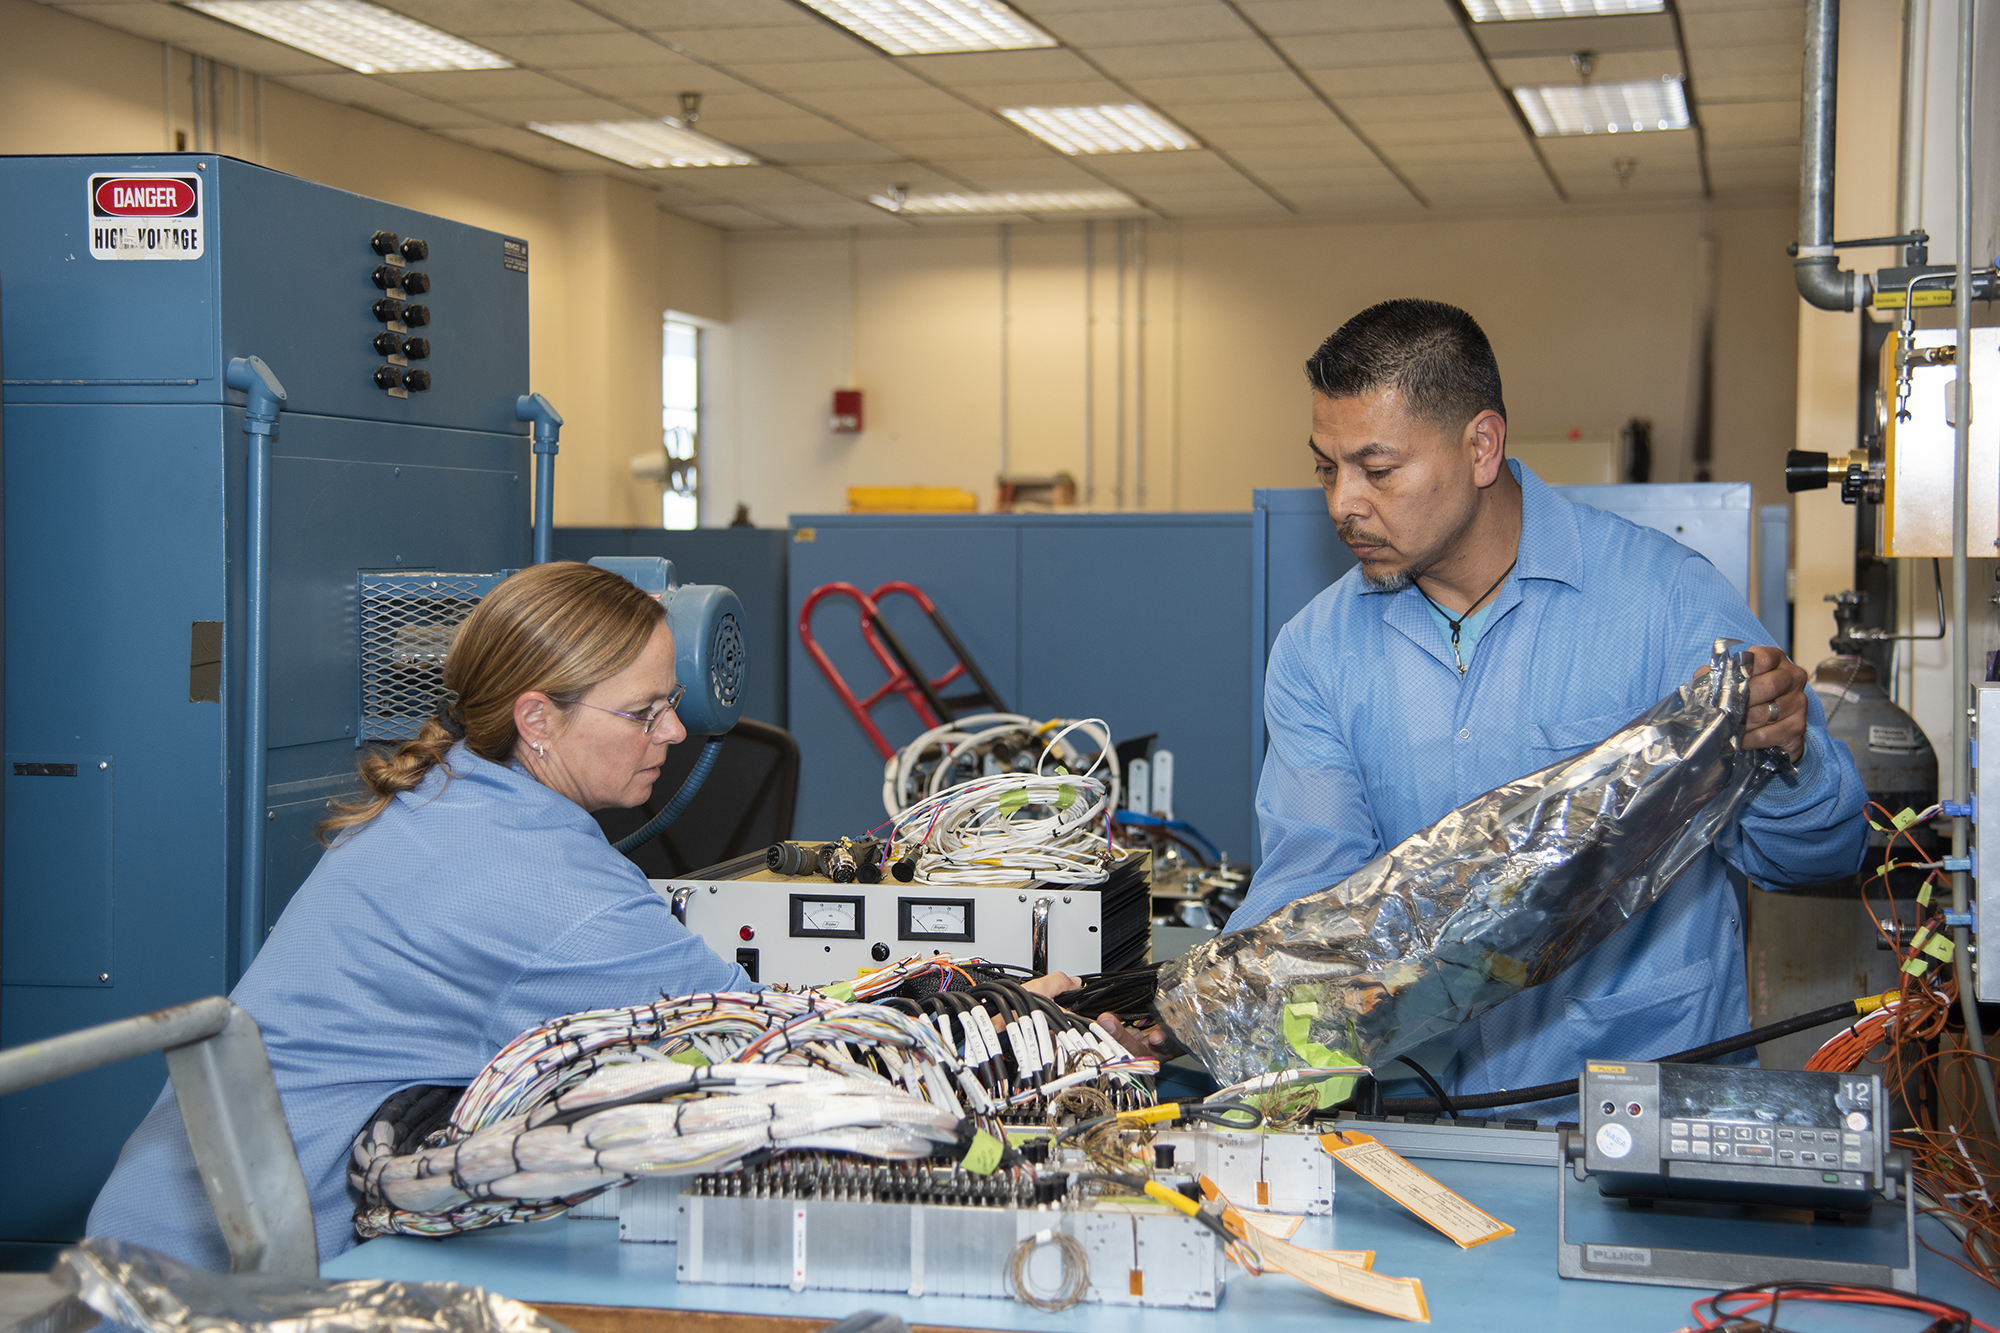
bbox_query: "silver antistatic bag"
[1154,641,1789,1086]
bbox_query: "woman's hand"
[1021,971,1078,1000]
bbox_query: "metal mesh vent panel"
[358,572,506,742]
[711,612,744,707]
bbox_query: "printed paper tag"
[960,1129,1003,1175]
[1320,1133,1515,1248]
[1238,1225,1428,1322]
[89,173,203,260]
[1310,1248,1376,1269]
[1236,1209,1303,1239]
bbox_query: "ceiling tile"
[1363,116,1523,146]
[952,80,1134,107]
[457,95,637,124]
[899,49,1103,86]
[1371,138,1538,165]
[1697,101,1801,144]
[1174,99,1348,130]
[1033,6,1257,46]
[701,112,870,141]
[595,69,769,101]
[375,68,588,101]
[435,122,604,162]
[669,202,788,227]
[1086,40,1288,79]
[1680,7,1807,47]
[593,0,809,27]
[790,86,973,117]
[1274,28,1474,70]
[874,133,1050,158]
[722,59,929,92]
[1468,12,1676,56]
[1336,90,1514,123]
[273,72,495,124]
[55,1,341,70]
[1487,50,1682,86]
[662,24,873,63]
[1235,0,1460,36]
[1123,71,1316,103]
[380,1,622,36]
[786,162,954,190]
[1199,122,1380,156]
[750,141,908,164]
[480,32,689,68]
[1682,42,1802,79]
[1300,60,1490,97]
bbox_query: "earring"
[532,742,545,756]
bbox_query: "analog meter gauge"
[899,897,975,943]
[789,894,864,939]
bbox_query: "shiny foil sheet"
[1154,641,1788,1086]
[57,1239,572,1333]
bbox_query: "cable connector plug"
[1941,801,1974,820]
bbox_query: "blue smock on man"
[1226,299,1867,1121]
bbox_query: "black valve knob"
[370,264,402,290]
[402,368,431,391]
[401,237,428,261]
[372,331,404,356]
[372,365,403,390]
[370,230,400,255]
[401,336,430,360]
[401,304,430,328]
[400,270,430,295]
[1784,450,1832,493]
[870,942,890,963]
[372,297,403,323]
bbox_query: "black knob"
[1785,449,1832,493]
[371,264,403,290]
[401,336,430,360]
[372,365,402,390]
[401,304,430,328]
[370,230,400,255]
[372,297,403,323]
[402,368,431,391]
[870,942,890,963]
[400,270,430,295]
[1154,1143,1177,1170]
[372,331,404,355]
[401,237,428,261]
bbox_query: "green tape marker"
[962,1129,1004,1175]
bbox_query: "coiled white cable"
[883,714,1119,816]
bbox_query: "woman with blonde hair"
[86,561,754,1269]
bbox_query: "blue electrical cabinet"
[0,154,532,1252]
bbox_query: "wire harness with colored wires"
[883,714,1118,816]
[1677,1280,1996,1333]
[881,720,1120,886]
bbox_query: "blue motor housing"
[588,556,745,737]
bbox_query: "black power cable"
[1394,1055,1457,1119]
[1377,998,1869,1115]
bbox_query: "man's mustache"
[1337,522,1392,549]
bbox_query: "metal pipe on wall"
[1115,220,1127,509]
[1946,0,1998,1144]
[998,223,1011,478]
[1795,0,1872,310]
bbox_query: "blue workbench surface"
[325,1159,1996,1330]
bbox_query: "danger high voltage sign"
[89,173,204,261]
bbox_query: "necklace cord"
[1415,558,1518,674]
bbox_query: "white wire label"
[1321,1132,1515,1249]
[791,1205,808,1292]
[88,174,203,261]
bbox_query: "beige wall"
[0,0,725,527]
[712,201,1802,529]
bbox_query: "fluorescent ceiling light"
[870,189,1138,214]
[1514,77,1689,136]
[182,0,511,73]
[1464,0,1664,18]
[796,0,1055,55]
[999,105,1194,155]
[528,120,759,169]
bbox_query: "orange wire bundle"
[1798,802,2000,1288]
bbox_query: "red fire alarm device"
[831,389,863,433]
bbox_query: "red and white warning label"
[88,173,203,260]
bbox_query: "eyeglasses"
[576,683,686,734]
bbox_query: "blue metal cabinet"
[0,155,531,1247]
[785,513,1257,863]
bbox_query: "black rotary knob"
[400,270,430,295]
[402,368,431,391]
[870,942,890,963]
[372,365,402,390]
[401,336,430,360]
[1784,450,1833,493]
[400,237,428,261]
[371,264,403,290]
[401,304,430,328]
[371,297,403,323]
[372,331,404,356]
[370,230,400,255]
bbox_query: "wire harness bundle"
[883,714,1117,816]
[882,720,1120,886]
[1155,640,1789,1085]
[351,992,967,1238]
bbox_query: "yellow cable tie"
[1142,1180,1202,1217]
[1123,1102,1182,1125]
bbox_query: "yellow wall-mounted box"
[1878,327,1999,558]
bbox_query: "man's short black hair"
[1305,299,1507,431]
